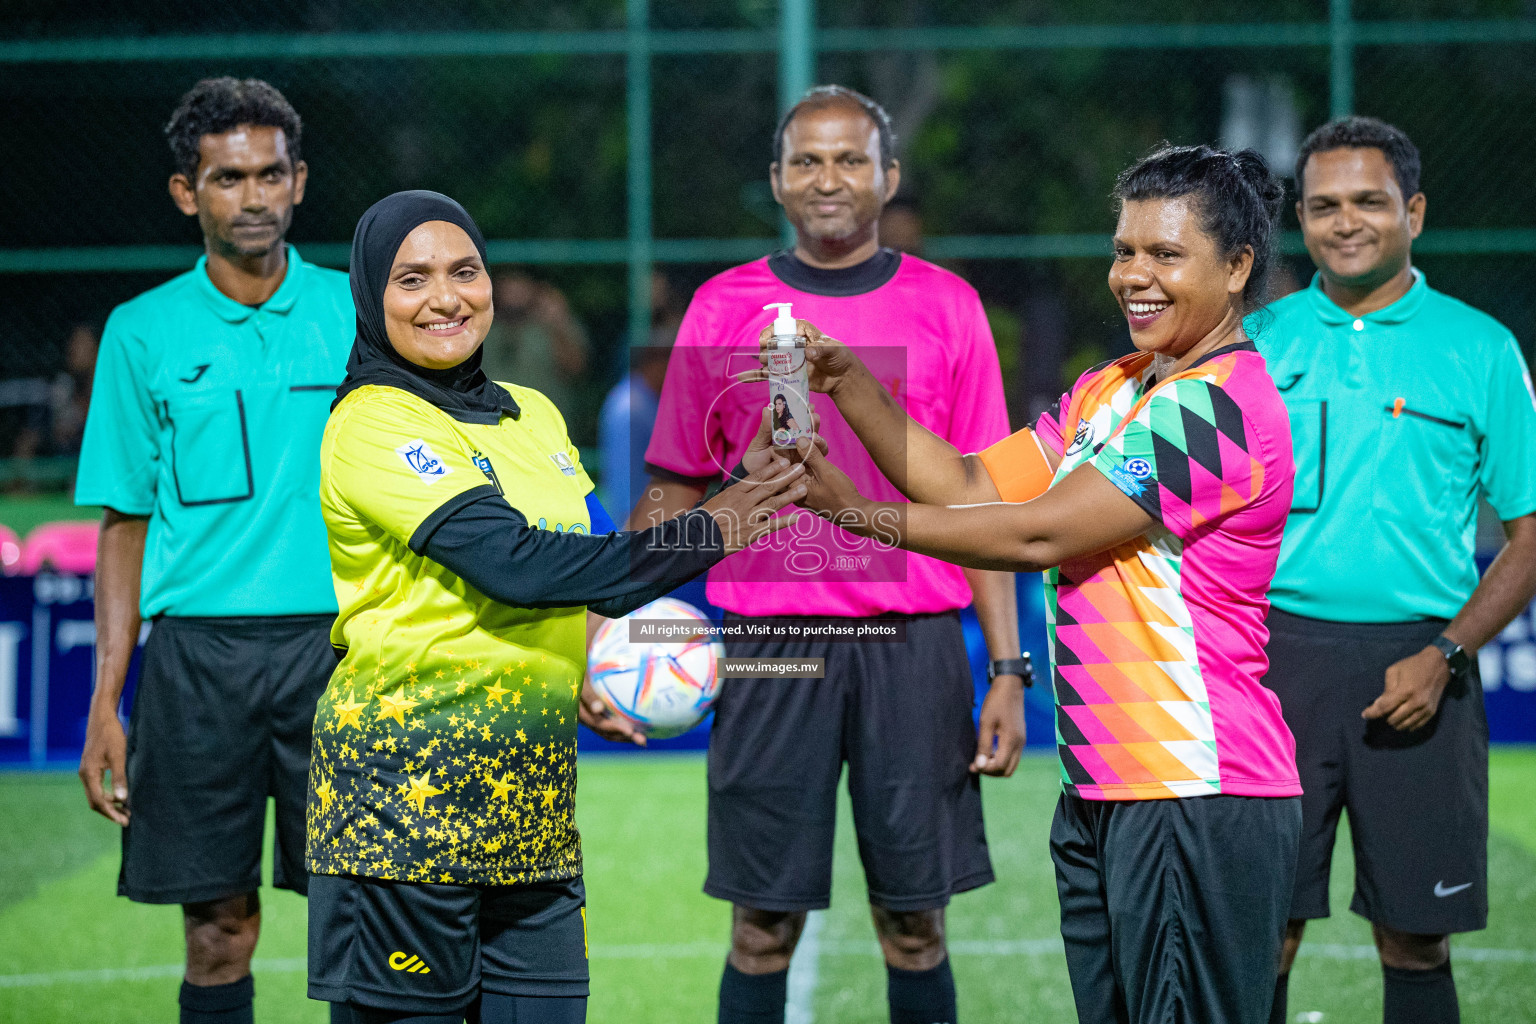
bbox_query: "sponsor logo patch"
[1124,457,1153,480]
[549,452,578,476]
[395,439,452,484]
[388,951,432,973]
[471,449,502,492]
[1064,418,1095,456]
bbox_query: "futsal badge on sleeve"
[395,439,453,484]
[1108,458,1151,497]
[549,452,578,476]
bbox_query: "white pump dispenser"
[764,302,796,342]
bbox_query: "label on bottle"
[767,336,813,448]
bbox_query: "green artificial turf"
[1,749,1532,1022]
[0,772,120,912]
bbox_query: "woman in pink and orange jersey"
[786,145,1300,1024]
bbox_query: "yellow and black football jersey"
[306,383,594,886]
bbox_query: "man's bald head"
[773,85,896,170]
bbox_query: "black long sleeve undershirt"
[416,488,724,619]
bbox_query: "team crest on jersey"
[1064,418,1095,455]
[1124,458,1153,480]
[549,452,577,476]
[395,439,452,484]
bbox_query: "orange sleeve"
[977,426,1056,503]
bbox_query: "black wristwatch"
[1431,635,1472,678]
[988,655,1034,688]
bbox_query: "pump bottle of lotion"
[763,302,812,449]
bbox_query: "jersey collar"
[1303,266,1427,326]
[767,247,902,296]
[195,244,308,323]
[1191,339,1258,367]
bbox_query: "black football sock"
[179,975,254,1024]
[1383,962,1459,1024]
[1269,972,1289,1024]
[718,962,787,1024]
[887,959,957,1024]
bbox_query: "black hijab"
[333,190,519,423]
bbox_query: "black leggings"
[330,993,586,1024]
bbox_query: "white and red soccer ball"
[587,597,724,739]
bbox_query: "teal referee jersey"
[76,247,354,617]
[1251,271,1536,623]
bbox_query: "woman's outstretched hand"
[793,438,878,536]
[702,456,808,553]
[745,319,871,398]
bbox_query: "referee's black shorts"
[705,610,993,913]
[1263,609,1489,935]
[119,614,335,904]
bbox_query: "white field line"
[784,909,825,1024]
[2,939,1531,988]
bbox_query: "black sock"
[1269,972,1289,1024]
[179,976,254,1024]
[887,959,957,1024]
[718,962,787,1024]
[1383,962,1459,1024]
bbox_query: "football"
[587,597,725,739]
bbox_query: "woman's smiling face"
[1108,197,1251,361]
[382,220,494,370]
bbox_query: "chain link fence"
[2,0,1533,498]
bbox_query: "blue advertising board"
[1481,595,1536,743]
[2,566,1532,767]
[0,573,144,766]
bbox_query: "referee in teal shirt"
[1254,117,1536,1024]
[74,79,353,1024]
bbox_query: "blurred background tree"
[1,0,1532,476]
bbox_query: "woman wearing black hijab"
[305,192,806,1023]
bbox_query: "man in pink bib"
[629,85,1023,1024]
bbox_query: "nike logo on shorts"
[1434,880,1473,897]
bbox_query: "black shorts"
[308,873,589,1013]
[119,614,335,904]
[1052,792,1301,1024]
[1263,609,1489,934]
[705,610,992,913]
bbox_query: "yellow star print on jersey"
[306,383,594,886]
